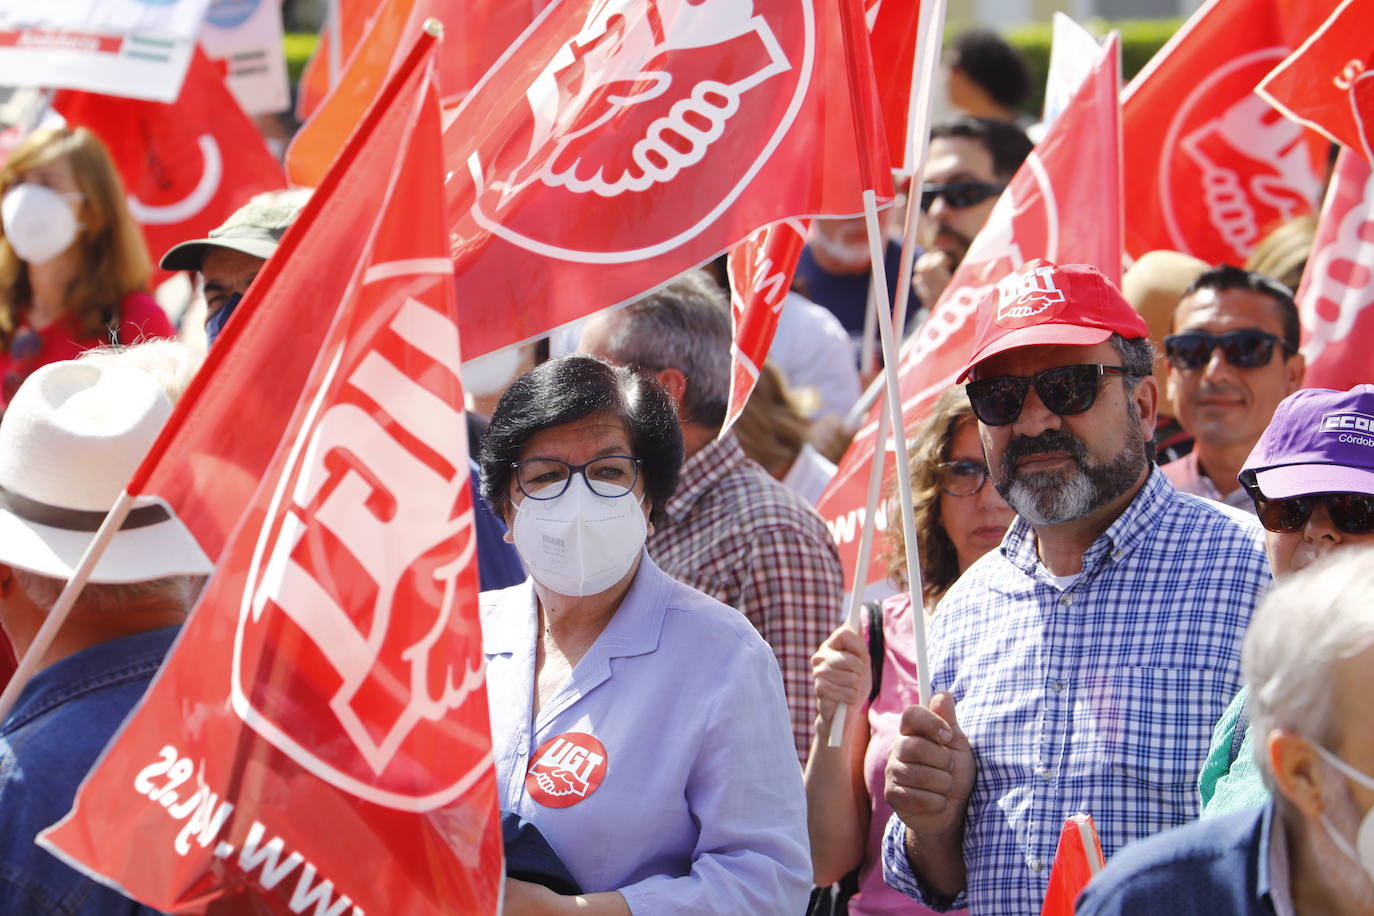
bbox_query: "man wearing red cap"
[880,261,1272,915]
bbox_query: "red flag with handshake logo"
[443,0,893,361]
[40,28,502,915]
[816,34,1123,595]
[1121,0,1335,266]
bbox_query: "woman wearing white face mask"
[0,127,173,410]
[478,354,811,916]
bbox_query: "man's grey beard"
[994,413,1148,526]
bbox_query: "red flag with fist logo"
[443,0,893,361]
[41,31,502,915]
[1121,0,1336,266]
[1295,147,1374,390]
[1257,0,1374,161]
[817,33,1123,595]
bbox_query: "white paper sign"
[200,0,290,115]
[0,0,212,102]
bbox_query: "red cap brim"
[957,324,1114,382]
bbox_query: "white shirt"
[769,291,862,420]
[481,556,811,915]
[781,442,838,506]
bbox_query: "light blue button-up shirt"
[481,555,811,915]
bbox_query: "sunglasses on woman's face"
[1162,329,1295,371]
[919,180,1005,212]
[1242,483,1374,535]
[965,364,1130,427]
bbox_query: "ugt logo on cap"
[995,264,1069,328]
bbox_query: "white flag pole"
[827,0,947,745]
[325,0,344,88]
[0,491,135,724]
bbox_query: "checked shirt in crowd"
[646,432,844,762]
[883,470,1272,914]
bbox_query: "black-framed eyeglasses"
[1240,474,1374,535]
[937,460,991,497]
[920,180,1005,212]
[511,455,642,501]
[965,364,1131,427]
[1163,329,1296,371]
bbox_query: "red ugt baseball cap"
[957,260,1149,382]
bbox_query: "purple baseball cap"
[1241,385,1374,499]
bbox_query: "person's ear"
[1133,374,1160,433]
[653,368,689,415]
[1284,349,1306,394]
[1268,728,1327,817]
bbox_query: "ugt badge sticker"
[526,732,608,808]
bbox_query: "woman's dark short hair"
[479,354,685,523]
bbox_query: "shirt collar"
[1001,466,1176,575]
[1259,801,1295,916]
[1,626,179,734]
[661,432,749,525]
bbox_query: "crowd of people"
[0,21,1372,916]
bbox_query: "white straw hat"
[0,361,213,584]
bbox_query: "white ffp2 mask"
[1314,744,1374,888]
[512,478,647,597]
[1,184,79,265]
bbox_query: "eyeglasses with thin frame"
[511,455,642,501]
[937,460,991,497]
[920,180,1005,212]
[1240,475,1374,535]
[965,364,1131,427]
[1162,329,1296,371]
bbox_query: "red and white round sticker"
[525,732,609,808]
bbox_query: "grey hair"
[14,570,194,617]
[1243,548,1374,792]
[1109,333,1156,387]
[597,271,731,429]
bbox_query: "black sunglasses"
[936,460,991,497]
[1162,329,1296,371]
[966,364,1131,427]
[1241,476,1374,535]
[920,180,1005,212]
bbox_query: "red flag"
[296,0,387,122]
[1040,814,1107,916]
[443,0,893,361]
[866,0,921,171]
[818,33,1123,595]
[286,0,549,187]
[54,49,285,286]
[1295,147,1374,389]
[1257,0,1374,161]
[724,218,809,433]
[1121,0,1335,266]
[41,30,501,914]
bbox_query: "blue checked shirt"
[882,470,1271,915]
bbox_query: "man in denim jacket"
[0,358,212,914]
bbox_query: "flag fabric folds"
[441,0,893,362]
[53,49,286,287]
[1295,147,1374,391]
[1039,814,1107,916]
[1257,0,1374,161]
[1121,0,1335,266]
[816,33,1124,596]
[40,30,503,914]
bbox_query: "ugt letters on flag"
[817,33,1123,596]
[41,30,502,915]
[442,0,892,362]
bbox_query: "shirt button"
[1051,680,1065,694]
[1038,767,1054,782]
[1029,856,1044,873]
[1060,594,1073,606]
[517,739,529,755]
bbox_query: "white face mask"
[511,477,647,597]
[1,183,80,265]
[1314,744,1374,887]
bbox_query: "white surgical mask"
[1,183,79,265]
[1314,744,1374,887]
[512,477,647,597]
